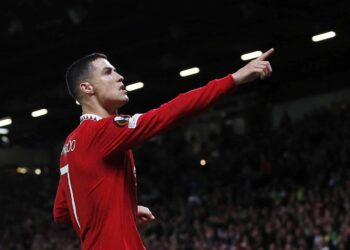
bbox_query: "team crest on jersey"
[113,115,130,127]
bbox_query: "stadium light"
[179,67,200,77]
[0,128,9,135]
[16,167,27,174]
[1,136,9,143]
[0,118,12,127]
[126,82,144,92]
[31,108,48,117]
[312,31,336,42]
[200,159,206,166]
[241,51,262,61]
[35,168,42,175]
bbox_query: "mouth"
[119,85,127,94]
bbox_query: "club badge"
[113,115,130,127]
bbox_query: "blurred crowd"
[1,100,350,250]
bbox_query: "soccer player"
[53,48,274,249]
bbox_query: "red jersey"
[53,74,236,249]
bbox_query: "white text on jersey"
[61,139,76,154]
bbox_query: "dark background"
[1,0,349,148]
[1,1,350,249]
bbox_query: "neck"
[81,99,117,118]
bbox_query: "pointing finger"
[257,48,274,61]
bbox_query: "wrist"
[232,72,243,85]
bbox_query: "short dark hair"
[65,53,107,101]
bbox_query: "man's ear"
[80,82,94,95]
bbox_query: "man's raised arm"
[93,48,274,154]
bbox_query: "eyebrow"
[102,66,116,72]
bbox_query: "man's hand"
[137,205,155,225]
[232,48,274,85]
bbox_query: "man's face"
[88,58,129,111]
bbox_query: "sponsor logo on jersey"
[113,115,130,127]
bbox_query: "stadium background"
[1,0,350,249]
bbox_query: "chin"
[123,96,130,103]
[118,97,129,107]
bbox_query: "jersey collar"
[80,114,103,123]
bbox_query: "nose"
[117,73,124,82]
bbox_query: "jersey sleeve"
[53,178,71,224]
[95,74,236,155]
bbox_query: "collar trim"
[80,114,103,123]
